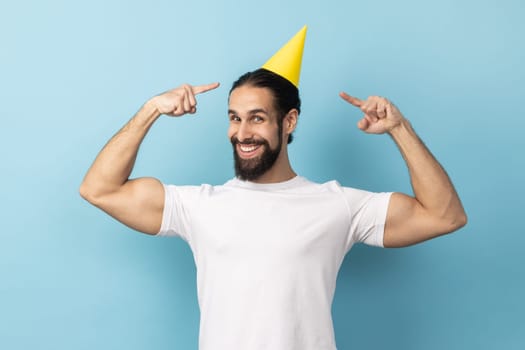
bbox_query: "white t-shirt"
[158,176,392,350]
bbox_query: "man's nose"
[236,122,253,142]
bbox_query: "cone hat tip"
[261,26,308,88]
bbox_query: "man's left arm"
[340,92,467,248]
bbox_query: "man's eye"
[230,115,240,122]
[253,116,263,122]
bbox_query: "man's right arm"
[79,83,220,235]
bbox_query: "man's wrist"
[143,98,162,120]
[127,99,162,131]
[388,118,412,139]
[144,98,162,116]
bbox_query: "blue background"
[1,0,524,349]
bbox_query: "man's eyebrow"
[228,108,268,115]
[248,108,268,115]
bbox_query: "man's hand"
[151,82,220,116]
[339,92,405,134]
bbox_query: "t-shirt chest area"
[191,189,349,262]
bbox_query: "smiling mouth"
[237,143,263,158]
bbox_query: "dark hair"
[229,68,301,144]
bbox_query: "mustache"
[230,136,267,146]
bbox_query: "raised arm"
[79,82,220,234]
[340,92,467,247]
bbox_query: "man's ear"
[284,109,299,135]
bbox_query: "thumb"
[357,118,369,131]
[193,82,220,95]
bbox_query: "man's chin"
[236,160,260,175]
[234,157,266,181]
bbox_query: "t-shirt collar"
[226,175,309,191]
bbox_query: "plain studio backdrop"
[1,0,523,349]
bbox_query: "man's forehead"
[228,86,275,112]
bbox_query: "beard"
[231,130,283,181]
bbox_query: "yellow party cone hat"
[262,25,307,88]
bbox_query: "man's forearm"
[389,119,466,226]
[80,100,161,200]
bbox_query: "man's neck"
[248,168,296,184]
[249,151,296,184]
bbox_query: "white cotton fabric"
[158,176,392,350]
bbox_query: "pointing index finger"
[339,91,363,107]
[192,82,220,95]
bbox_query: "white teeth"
[240,145,258,152]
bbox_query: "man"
[80,28,466,350]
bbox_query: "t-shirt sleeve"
[343,187,393,248]
[156,184,194,243]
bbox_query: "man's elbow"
[79,184,93,203]
[79,182,103,206]
[428,208,468,238]
[445,209,468,234]
[456,211,468,230]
